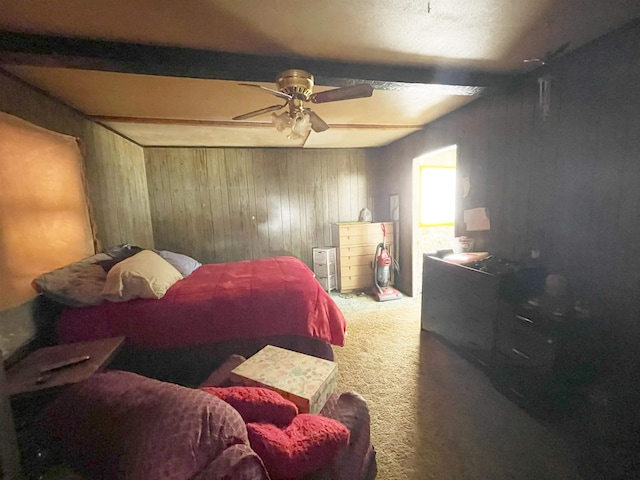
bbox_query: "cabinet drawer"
[452,288,498,315]
[422,277,498,314]
[497,317,555,370]
[339,264,372,277]
[340,274,373,291]
[421,290,461,342]
[316,275,337,292]
[340,254,374,268]
[313,248,336,264]
[339,245,378,257]
[458,304,494,346]
[422,257,498,303]
[314,262,336,277]
[337,223,393,238]
[338,234,385,247]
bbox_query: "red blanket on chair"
[57,256,346,349]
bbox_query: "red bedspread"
[57,256,346,350]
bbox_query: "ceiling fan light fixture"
[271,111,291,132]
[271,110,311,141]
[288,110,312,140]
[236,68,373,142]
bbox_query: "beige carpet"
[330,293,582,480]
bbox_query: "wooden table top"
[5,336,126,397]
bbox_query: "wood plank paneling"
[144,148,375,266]
[0,69,152,358]
[81,123,152,249]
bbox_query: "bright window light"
[420,166,456,226]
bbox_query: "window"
[419,165,456,227]
[0,113,95,311]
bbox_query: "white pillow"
[101,250,183,302]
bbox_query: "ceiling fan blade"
[308,110,330,132]
[238,83,292,100]
[232,103,287,121]
[310,84,374,103]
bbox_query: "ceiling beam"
[0,31,517,94]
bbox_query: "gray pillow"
[155,250,202,277]
[98,244,144,271]
[32,253,111,307]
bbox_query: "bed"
[33,252,346,381]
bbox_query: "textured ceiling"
[1,0,639,148]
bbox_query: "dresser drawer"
[338,234,385,247]
[421,290,459,340]
[340,274,373,291]
[339,245,393,264]
[453,288,499,315]
[340,254,374,269]
[458,304,494,344]
[497,316,555,371]
[316,275,337,292]
[314,262,336,277]
[339,244,378,257]
[313,247,336,264]
[336,222,393,238]
[422,259,498,314]
[339,263,372,277]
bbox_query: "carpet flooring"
[330,293,582,480]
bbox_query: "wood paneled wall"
[145,148,375,266]
[81,125,153,249]
[0,70,153,359]
[378,21,640,358]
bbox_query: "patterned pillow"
[246,414,350,479]
[201,386,298,426]
[32,253,111,307]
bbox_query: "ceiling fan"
[232,69,374,143]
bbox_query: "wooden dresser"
[331,222,393,293]
[493,298,601,411]
[421,253,600,413]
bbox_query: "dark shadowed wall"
[377,21,640,368]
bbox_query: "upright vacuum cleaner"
[372,223,403,302]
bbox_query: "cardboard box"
[230,345,338,414]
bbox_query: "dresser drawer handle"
[511,348,531,360]
[516,315,534,324]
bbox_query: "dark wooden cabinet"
[421,254,599,413]
[493,300,600,411]
[421,255,500,367]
